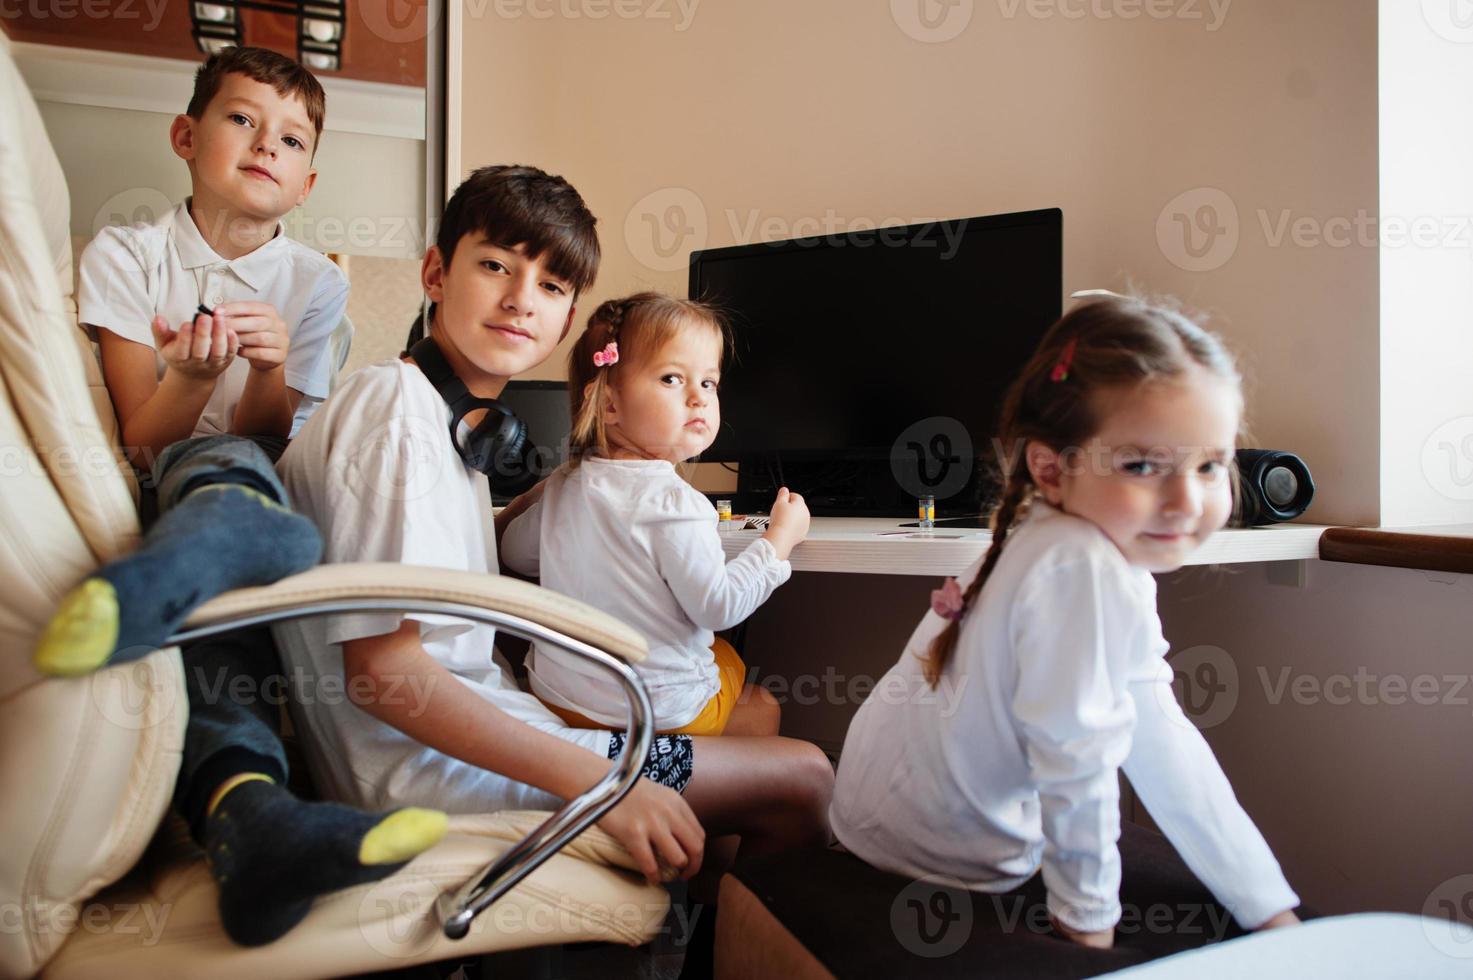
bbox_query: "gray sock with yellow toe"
[32,484,321,676]
[203,775,448,946]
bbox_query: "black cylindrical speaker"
[1234,449,1315,526]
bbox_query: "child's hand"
[1050,914,1115,949]
[761,486,810,561]
[152,313,238,381]
[218,301,290,372]
[597,778,705,884]
[1256,909,1301,929]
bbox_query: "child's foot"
[204,777,449,946]
[33,485,321,676]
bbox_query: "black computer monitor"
[690,209,1061,463]
[494,380,570,503]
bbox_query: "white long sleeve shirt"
[829,500,1298,933]
[501,458,791,729]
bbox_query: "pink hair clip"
[592,342,619,368]
[1050,337,1078,383]
[930,577,965,622]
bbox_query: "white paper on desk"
[873,531,969,539]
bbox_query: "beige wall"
[40,101,426,261]
[338,255,425,378]
[458,0,1380,524]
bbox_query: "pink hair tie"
[1050,337,1078,383]
[930,577,965,622]
[592,341,619,367]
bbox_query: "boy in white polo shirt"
[33,47,446,948]
[81,49,346,457]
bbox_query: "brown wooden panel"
[2,1,425,87]
[1319,526,1473,575]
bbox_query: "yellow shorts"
[538,637,746,737]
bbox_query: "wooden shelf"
[1320,525,1473,575]
[720,517,1328,577]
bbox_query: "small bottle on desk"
[918,495,936,532]
[716,499,733,532]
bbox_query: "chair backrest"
[0,34,184,980]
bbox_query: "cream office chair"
[0,35,669,979]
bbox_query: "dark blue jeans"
[150,434,294,837]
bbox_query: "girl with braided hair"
[830,294,1301,952]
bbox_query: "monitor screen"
[691,209,1061,463]
[495,380,570,502]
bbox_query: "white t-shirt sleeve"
[500,498,543,577]
[306,388,478,653]
[77,228,157,346]
[1122,656,1300,928]
[285,265,349,399]
[1009,556,1139,933]
[644,487,791,632]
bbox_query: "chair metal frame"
[171,595,654,942]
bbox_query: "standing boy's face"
[172,72,318,226]
[421,235,576,395]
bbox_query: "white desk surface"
[719,517,1327,576]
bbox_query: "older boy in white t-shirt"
[274,166,835,914]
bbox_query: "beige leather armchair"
[0,33,668,979]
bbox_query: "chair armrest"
[170,562,656,941]
[177,562,646,665]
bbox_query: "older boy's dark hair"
[187,46,326,143]
[435,165,600,296]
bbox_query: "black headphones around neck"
[409,335,538,495]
